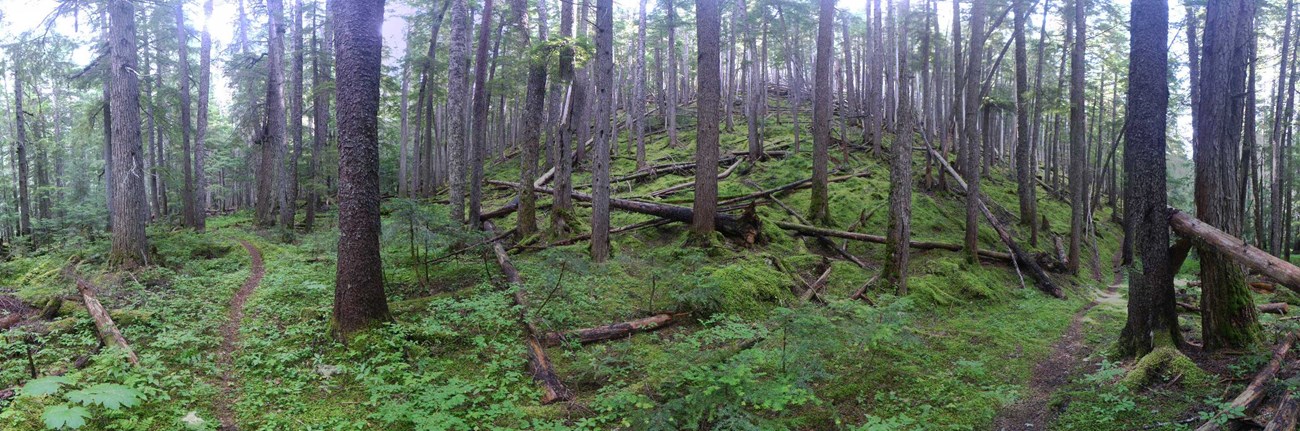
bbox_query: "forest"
[0,0,1298,428]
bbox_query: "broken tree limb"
[1266,391,1300,431]
[482,221,572,404]
[774,221,1017,263]
[539,313,688,347]
[647,158,745,198]
[67,272,139,366]
[920,142,1066,299]
[1169,209,1300,295]
[518,218,674,251]
[492,180,763,243]
[754,183,872,271]
[1195,331,1299,431]
[717,170,873,207]
[800,265,834,302]
[1177,302,1288,315]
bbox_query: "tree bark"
[468,0,496,227]
[332,0,392,339]
[691,0,721,243]
[591,0,615,259]
[196,0,213,230]
[808,0,835,226]
[108,0,149,266]
[1118,0,1180,357]
[446,0,471,224]
[176,1,197,229]
[885,0,913,294]
[71,272,139,366]
[963,0,989,264]
[1195,0,1260,351]
[540,313,686,347]
[1066,0,1087,274]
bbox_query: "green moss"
[908,256,1013,306]
[685,256,790,317]
[1120,339,1209,389]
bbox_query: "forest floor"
[214,240,263,430]
[1,107,1298,430]
[993,282,1123,430]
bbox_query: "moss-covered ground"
[2,109,1290,430]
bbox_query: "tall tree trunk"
[590,0,615,260]
[1118,0,1181,356]
[306,2,329,232]
[196,0,213,230]
[886,0,914,294]
[176,1,196,228]
[635,0,648,171]
[666,0,680,148]
[808,0,835,226]
[447,0,470,224]
[333,0,391,340]
[963,0,989,264]
[1066,0,1087,274]
[1196,0,1260,350]
[691,0,721,243]
[1272,1,1296,255]
[469,0,496,227]
[284,0,305,231]
[107,0,149,266]
[512,0,547,238]
[11,59,32,240]
[1014,0,1037,245]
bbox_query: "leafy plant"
[19,376,144,430]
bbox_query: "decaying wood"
[482,221,572,404]
[1266,391,1300,431]
[0,313,22,331]
[495,180,763,243]
[717,170,873,207]
[1169,209,1300,296]
[800,265,834,302]
[921,143,1066,298]
[648,158,745,198]
[1194,331,1298,431]
[757,185,872,271]
[539,313,687,347]
[1177,301,1288,315]
[67,272,139,366]
[606,155,740,185]
[774,221,1018,263]
[522,218,673,250]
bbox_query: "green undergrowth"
[0,107,1132,429]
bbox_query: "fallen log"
[647,158,745,198]
[482,221,572,404]
[1178,302,1289,315]
[0,313,21,331]
[717,170,872,207]
[1195,331,1298,431]
[1266,391,1300,431]
[519,218,674,251]
[67,272,139,366]
[606,156,740,185]
[920,142,1065,298]
[1169,209,1300,296]
[800,265,834,302]
[774,221,1017,263]
[539,313,687,347]
[483,167,560,221]
[756,186,872,271]
[492,180,763,243]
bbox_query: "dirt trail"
[214,240,263,431]
[993,283,1122,431]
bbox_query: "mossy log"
[1178,301,1289,315]
[68,271,139,366]
[920,143,1065,299]
[482,221,572,404]
[494,180,763,244]
[1170,209,1300,296]
[1195,331,1298,431]
[1267,391,1300,431]
[539,313,688,347]
[774,221,1017,263]
[647,158,746,198]
[717,170,873,207]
